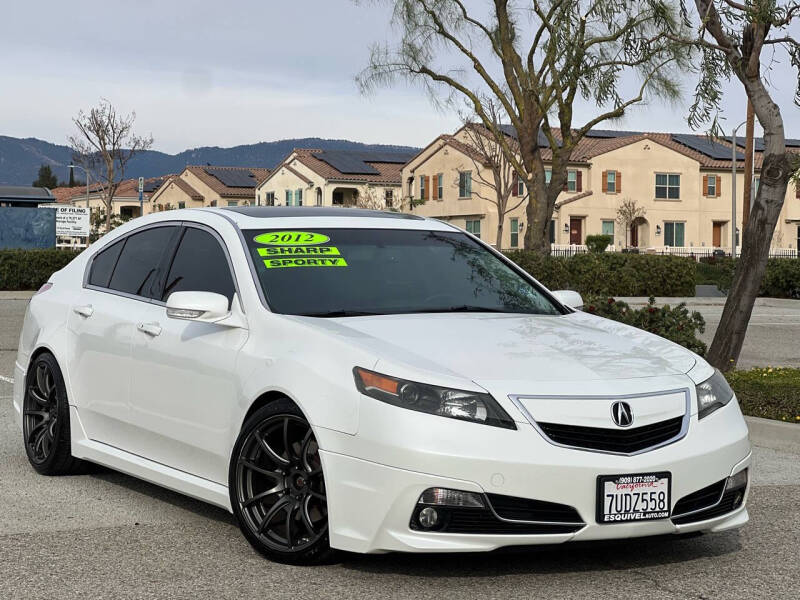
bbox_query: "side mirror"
[552,290,584,310]
[166,291,231,323]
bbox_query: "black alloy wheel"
[230,400,334,564]
[22,353,84,475]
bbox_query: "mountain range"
[0,136,420,186]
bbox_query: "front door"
[569,217,582,245]
[127,225,247,484]
[630,223,639,247]
[713,222,723,247]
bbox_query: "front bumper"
[316,397,751,554]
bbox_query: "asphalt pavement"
[1,295,799,599]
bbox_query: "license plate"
[596,472,671,524]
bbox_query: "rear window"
[108,226,176,298]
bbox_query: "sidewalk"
[615,296,800,308]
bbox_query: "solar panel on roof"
[671,134,744,161]
[497,124,562,147]
[586,129,639,138]
[315,151,380,175]
[204,167,258,187]
[726,136,800,150]
[142,179,165,193]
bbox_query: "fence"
[0,207,56,249]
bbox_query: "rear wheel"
[229,399,334,565]
[22,353,84,475]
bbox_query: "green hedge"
[505,251,696,297]
[0,249,82,290]
[701,257,800,299]
[726,367,800,423]
[583,296,706,355]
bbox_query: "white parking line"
[0,375,14,384]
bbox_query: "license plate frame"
[596,472,671,525]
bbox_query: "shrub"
[725,367,800,423]
[583,296,706,355]
[505,251,696,297]
[585,234,613,253]
[703,257,800,299]
[0,249,81,290]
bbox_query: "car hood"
[295,310,696,383]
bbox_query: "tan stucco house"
[148,166,270,212]
[402,126,800,253]
[255,148,416,209]
[70,176,170,219]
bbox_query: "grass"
[725,367,800,424]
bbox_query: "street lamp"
[729,121,747,258]
[68,164,91,208]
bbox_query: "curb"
[0,291,35,300]
[746,415,800,454]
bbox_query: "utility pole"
[742,100,755,229]
[730,121,747,259]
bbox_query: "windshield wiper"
[295,310,387,318]
[415,305,518,314]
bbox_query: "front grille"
[537,415,684,454]
[409,493,585,535]
[671,481,745,525]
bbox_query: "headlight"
[696,369,735,419]
[353,367,516,429]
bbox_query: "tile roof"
[186,166,271,198]
[50,186,87,204]
[289,149,407,185]
[157,175,204,201]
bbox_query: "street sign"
[138,177,144,192]
[54,206,90,237]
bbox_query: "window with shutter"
[576,171,582,192]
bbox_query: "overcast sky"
[2,0,796,154]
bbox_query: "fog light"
[725,468,748,492]
[418,488,485,508]
[418,506,439,528]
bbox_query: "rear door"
[127,223,248,484]
[66,224,180,445]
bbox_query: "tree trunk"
[707,151,792,371]
[495,218,504,251]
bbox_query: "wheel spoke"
[285,503,297,548]
[301,496,316,535]
[35,365,48,398]
[242,483,285,508]
[24,410,49,419]
[254,430,290,466]
[27,418,49,442]
[28,387,50,407]
[257,496,291,534]
[282,418,291,460]
[239,458,282,479]
[309,489,326,501]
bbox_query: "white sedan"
[13,207,751,564]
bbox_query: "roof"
[0,186,55,203]
[486,124,788,170]
[187,166,271,198]
[49,186,87,204]
[222,206,423,219]
[274,149,413,185]
[159,175,203,201]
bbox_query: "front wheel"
[229,399,334,565]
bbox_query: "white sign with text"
[55,206,90,237]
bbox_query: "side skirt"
[69,406,232,512]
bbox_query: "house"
[149,166,270,212]
[69,176,170,219]
[255,149,417,209]
[0,186,55,207]
[402,126,800,252]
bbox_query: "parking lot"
[1,295,799,599]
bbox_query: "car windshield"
[243,228,562,317]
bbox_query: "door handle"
[137,322,162,337]
[73,304,94,318]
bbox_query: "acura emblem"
[611,401,633,427]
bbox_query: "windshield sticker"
[254,231,330,246]
[263,257,348,269]
[257,246,341,257]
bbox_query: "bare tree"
[346,186,386,210]
[69,99,153,232]
[677,0,800,370]
[458,110,526,250]
[615,198,646,249]
[358,0,690,254]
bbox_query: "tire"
[229,399,335,565]
[22,352,85,475]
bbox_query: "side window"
[108,226,177,298]
[88,239,125,288]
[162,227,235,306]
